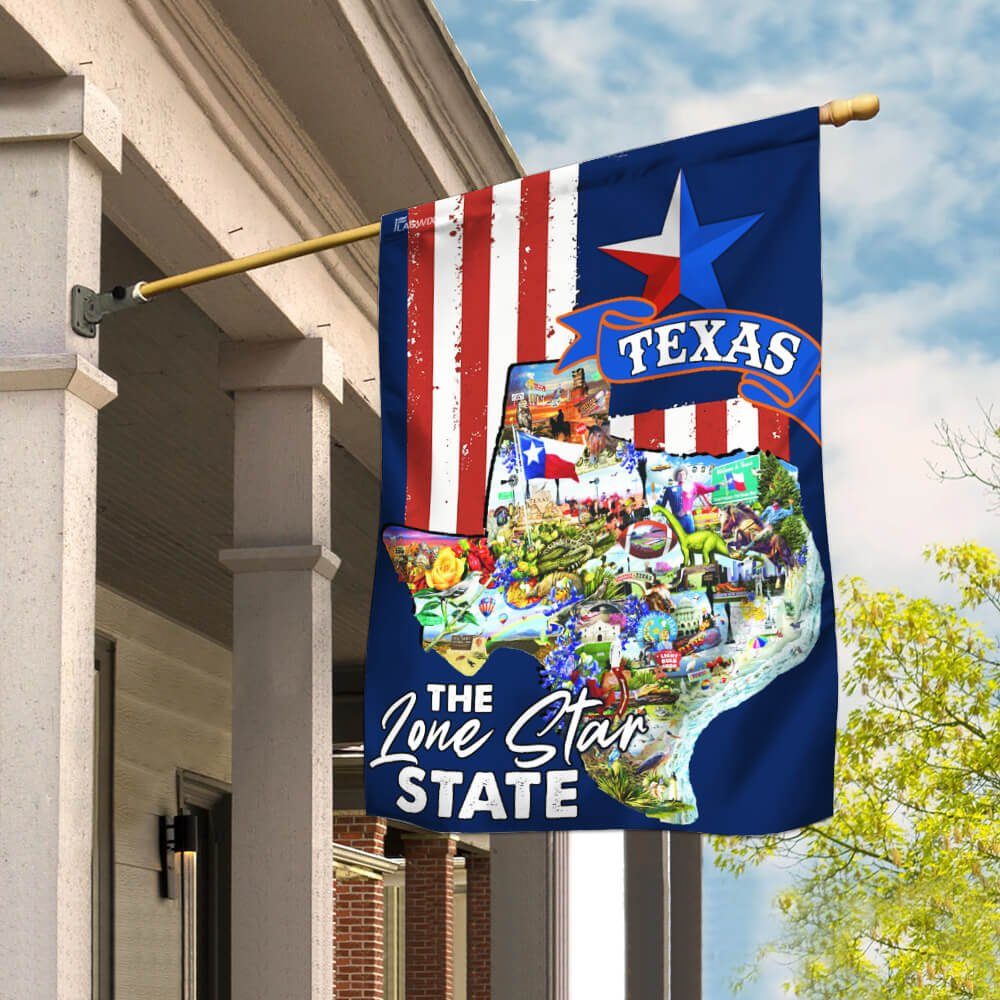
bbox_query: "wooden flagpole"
[73,94,878,333]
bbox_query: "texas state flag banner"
[366,109,836,834]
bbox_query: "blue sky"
[434,2,1000,996]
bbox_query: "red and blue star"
[600,171,761,314]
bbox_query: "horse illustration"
[720,503,765,548]
[549,409,572,440]
[720,502,796,570]
[746,531,794,570]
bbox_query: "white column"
[625,830,703,999]
[0,77,120,998]
[219,339,342,1000]
[490,832,569,1000]
[624,832,669,999]
[668,832,702,998]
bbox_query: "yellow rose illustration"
[426,547,466,591]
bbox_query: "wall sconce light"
[159,812,198,899]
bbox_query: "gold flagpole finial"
[819,93,880,126]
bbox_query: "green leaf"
[710,537,1000,1000]
[416,609,444,627]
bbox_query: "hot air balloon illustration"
[479,595,496,618]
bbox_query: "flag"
[518,432,579,481]
[367,108,836,835]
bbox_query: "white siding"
[96,585,232,1000]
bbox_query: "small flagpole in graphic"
[511,423,534,546]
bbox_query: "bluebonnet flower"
[622,595,650,639]
[499,440,517,474]
[491,555,516,588]
[537,621,590,724]
[543,582,582,615]
[616,440,639,474]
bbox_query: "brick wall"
[465,853,491,1000]
[334,814,388,1000]
[402,835,456,1000]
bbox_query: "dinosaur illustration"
[652,504,740,566]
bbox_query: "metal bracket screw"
[71,282,147,338]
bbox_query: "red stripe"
[757,407,791,461]
[404,203,436,529]
[456,187,493,536]
[517,172,550,361]
[695,400,728,454]
[633,411,665,451]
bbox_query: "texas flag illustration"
[518,432,579,482]
[725,471,747,492]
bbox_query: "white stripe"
[725,397,759,452]
[545,164,580,359]
[610,415,635,441]
[487,180,522,468]
[428,195,464,533]
[663,405,697,454]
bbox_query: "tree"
[711,542,1000,998]
[758,451,807,551]
[758,455,801,512]
[929,406,1000,511]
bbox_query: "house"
[0,2,584,998]
[673,601,704,637]
[579,618,622,645]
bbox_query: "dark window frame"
[93,636,115,1000]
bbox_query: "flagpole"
[72,94,879,335]
[511,424,534,547]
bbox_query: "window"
[178,771,232,1000]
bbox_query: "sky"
[433,1,1000,996]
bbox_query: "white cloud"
[824,276,1000,597]
[442,0,999,303]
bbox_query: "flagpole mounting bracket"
[71,282,147,338]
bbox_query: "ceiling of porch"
[97,222,377,707]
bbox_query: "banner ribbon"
[555,297,822,442]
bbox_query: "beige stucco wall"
[96,584,231,998]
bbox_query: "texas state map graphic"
[383,359,823,824]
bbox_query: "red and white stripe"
[609,398,790,460]
[403,168,789,537]
[405,165,580,536]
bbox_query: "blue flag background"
[367,109,836,834]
